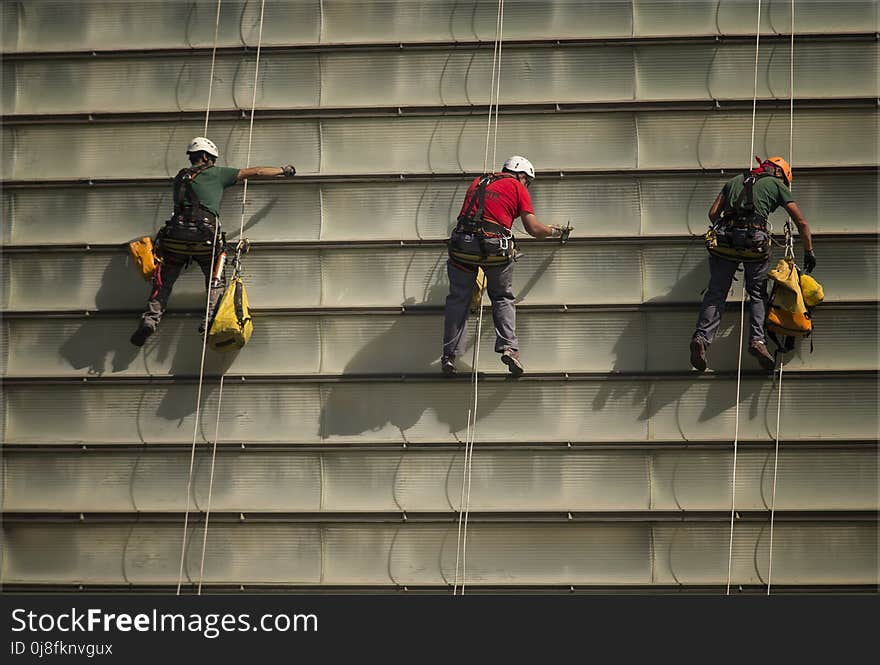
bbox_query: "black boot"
[130,322,155,347]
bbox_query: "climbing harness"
[705,169,774,263]
[448,173,520,268]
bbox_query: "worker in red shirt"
[442,156,570,377]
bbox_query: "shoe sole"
[689,340,707,372]
[130,328,155,347]
[501,354,524,377]
[441,361,456,377]
[748,347,776,371]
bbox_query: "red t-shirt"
[457,173,535,230]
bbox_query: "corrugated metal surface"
[2,308,877,377]
[2,377,876,445]
[2,522,875,586]
[3,449,876,513]
[3,172,877,245]
[5,41,876,115]
[4,1,876,53]
[2,240,876,311]
[2,0,877,591]
[4,109,877,181]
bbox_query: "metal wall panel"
[3,240,875,311]
[6,41,876,116]
[3,307,877,378]
[2,522,875,586]
[3,449,876,513]
[4,110,876,181]
[2,377,875,445]
[5,1,875,53]
[3,172,875,246]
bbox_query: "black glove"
[281,164,296,177]
[804,250,816,274]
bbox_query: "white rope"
[767,0,796,595]
[454,0,505,596]
[482,0,504,173]
[454,299,485,595]
[177,0,266,595]
[748,0,762,163]
[197,374,225,594]
[176,221,221,596]
[726,0,763,597]
[203,0,223,136]
[725,285,747,595]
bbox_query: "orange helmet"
[766,156,792,187]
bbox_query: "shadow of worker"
[59,253,141,375]
[593,242,763,427]
[318,270,513,442]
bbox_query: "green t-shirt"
[173,165,240,217]
[721,173,795,219]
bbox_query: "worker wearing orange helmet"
[690,156,815,372]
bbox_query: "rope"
[196,0,267,595]
[177,0,267,596]
[176,221,220,596]
[455,0,505,594]
[725,0,764,597]
[203,0,223,135]
[767,0,796,595]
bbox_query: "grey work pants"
[140,249,225,330]
[443,258,518,359]
[694,254,770,344]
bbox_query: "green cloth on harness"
[722,172,795,219]
[173,165,239,216]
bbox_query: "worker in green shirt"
[690,156,815,372]
[130,137,296,346]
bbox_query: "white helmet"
[502,155,535,180]
[186,137,219,159]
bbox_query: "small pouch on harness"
[705,225,770,262]
[208,277,254,352]
[128,236,158,280]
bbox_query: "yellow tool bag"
[767,257,807,314]
[208,277,253,352]
[799,273,825,309]
[766,257,824,340]
[128,236,158,280]
[469,267,487,315]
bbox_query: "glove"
[281,164,296,177]
[804,250,816,274]
[550,224,573,243]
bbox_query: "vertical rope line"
[238,0,267,239]
[749,0,762,164]
[482,0,503,173]
[197,374,225,595]
[176,221,221,596]
[726,286,747,595]
[459,302,485,595]
[727,0,763,598]
[452,407,473,594]
[490,0,504,169]
[204,0,223,135]
[768,0,795,596]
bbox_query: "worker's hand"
[281,164,296,177]
[804,250,816,274]
[549,224,572,243]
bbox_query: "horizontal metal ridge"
[1,369,875,386]
[3,165,877,189]
[4,97,877,125]
[2,232,875,254]
[4,32,875,61]
[1,583,876,593]
[2,440,874,453]
[2,511,875,524]
[1,301,875,319]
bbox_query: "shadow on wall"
[318,268,514,440]
[593,245,764,424]
[59,255,140,375]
